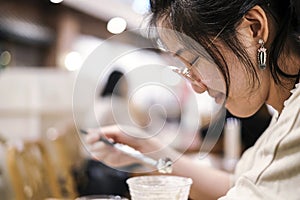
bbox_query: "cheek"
[193,60,226,93]
[222,45,257,97]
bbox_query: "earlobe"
[243,5,269,43]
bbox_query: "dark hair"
[100,70,124,97]
[149,0,300,94]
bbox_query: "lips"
[214,93,226,104]
[191,81,207,93]
[207,90,226,104]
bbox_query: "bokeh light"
[107,17,127,34]
[64,51,82,71]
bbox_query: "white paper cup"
[126,175,193,200]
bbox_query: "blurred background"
[0,0,161,140]
[0,0,214,134]
[0,0,273,199]
[0,0,210,199]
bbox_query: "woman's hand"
[85,125,166,168]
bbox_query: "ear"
[237,5,269,44]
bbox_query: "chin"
[226,105,260,118]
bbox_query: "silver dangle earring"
[258,39,267,70]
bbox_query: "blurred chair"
[6,140,61,200]
[45,121,84,199]
[0,134,14,200]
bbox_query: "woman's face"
[159,27,270,117]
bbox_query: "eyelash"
[190,56,199,66]
[174,51,199,67]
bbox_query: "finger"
[89,142,113,160]
[90,143,136,167]
[100,126,123,141]
[85,132,100,144]
[90,141,107,151]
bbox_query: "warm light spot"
[0,51,11,66]
[64,51,82,71]
[50,0,64,3]
[107,17,127,34]
[132,0,150,14]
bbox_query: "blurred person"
[83,70,128,128]
[86,0,300,200]
[79,70,132,197]
[84,69,147,128]
[83,68,146,136]
[96,70,129,126]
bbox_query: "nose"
[191,81,207,93]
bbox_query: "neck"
[266,80,291,113]
[266,49,300,113]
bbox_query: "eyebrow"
[174,49,199,66]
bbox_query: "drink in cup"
[126,175,193,200]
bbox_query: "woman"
[95,70,129,126]
[86,0,300,199]
[83,70,127,128]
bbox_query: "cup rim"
[126,175,193,189]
